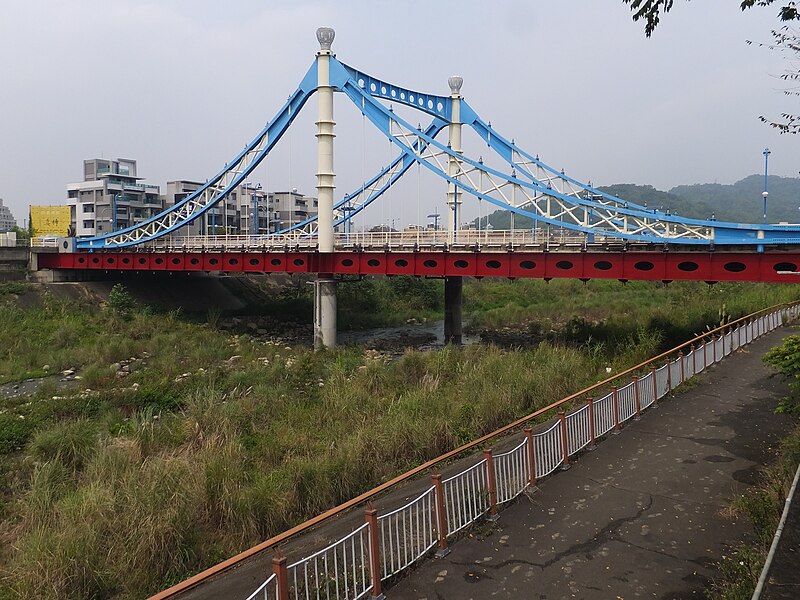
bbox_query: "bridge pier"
[444,276,463,345]
[313,276,337,350]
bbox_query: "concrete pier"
[443,275,463,345]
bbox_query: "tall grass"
[0,280,797,599]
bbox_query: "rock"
[257,328,268,335]
[227,355,243,363]
[121,365,131,373]
[73,375,82,380]
[110,362,121,372]
[247,322,258,331]
[42,365,50,371]
[116,371,128,378]
[62,368,75,376]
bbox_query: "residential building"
[0,198,16,232]
[66,158,162,237]
[271,190,318,232]
[164,183,315,235]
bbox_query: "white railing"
[494,439,530,504]
[533,421,564,478]
[287,524,371,600]
[378,487,438,578]
[241,307,793,600]
[245,574,278,600]
[144,229,621,253]
[442,460,489,536]
[593,392,616,438]
[566,405,592,455]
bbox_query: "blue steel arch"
[73,50,800,249]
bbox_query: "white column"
[316,27,336,252]
[446,76,463,244]
[314,27,337,348]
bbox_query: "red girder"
[35,250,800,283]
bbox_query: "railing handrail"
[149,300,798,600]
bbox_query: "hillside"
[475,175,800,229]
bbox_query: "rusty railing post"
[431,473,450,558]
[273,551,289,600]
[612,386,620,434]
[364,504,385,600]
[524,426,538,490]
[651,366,659,408]
[558,410,571,469]
[483,448,499,521]
[587,396,596,450]
[666,357,672,392]
[632,375,641,420]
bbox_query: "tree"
[622,0,799,134]
[621,1,798,37]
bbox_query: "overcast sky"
[1,0,798,227]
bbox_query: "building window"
[83,204,94,213]
[82,220,95,228]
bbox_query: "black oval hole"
[520,260,536,269]
[423,260,438,268]
[78,257,86,264]
[556,260,573,270]
[190,258,200,265]
[209,258,219,265]
[341,259,354,267]
[270,258,282,266]
[107,257,115,264]
[773,262,797,272]
[594,261,612,271]
[171,258,181,265]
[229,258,239,266]
[122,257,131,264]
[92,257,100,264]
[154,258,164,265]
[249,258,259,266]
[678,261,699,272]
[724,262,746,273]
[367,259,380,267]
[137,258,146,265]
[394,259,409,267]
[293,259,304,266]
[634,261,654,271]
[486,260,502,269]
[454,259,469,269]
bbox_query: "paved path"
[387,329,795,600]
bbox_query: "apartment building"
[0,198,16,232]
[66,159,162,237]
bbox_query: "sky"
[1,0,798,228]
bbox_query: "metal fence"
[184,305,796,600]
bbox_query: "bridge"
[35,26,800,348]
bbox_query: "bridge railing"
[152,302,800,600]
[142,229,615,252]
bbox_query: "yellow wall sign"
[30,206,71,237]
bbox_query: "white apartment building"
[164,183,316,235]
[0,198,16,232]
[66,159,162,237]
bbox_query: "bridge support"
[446,76,463,245]
[444,276,463,345]
[315,27,337,348]
[313,277,337,350]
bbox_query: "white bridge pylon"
[75,29,800,251]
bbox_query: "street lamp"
[251,183,262,235]
[762,147,770,225]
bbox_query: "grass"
[0,279,797,599]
